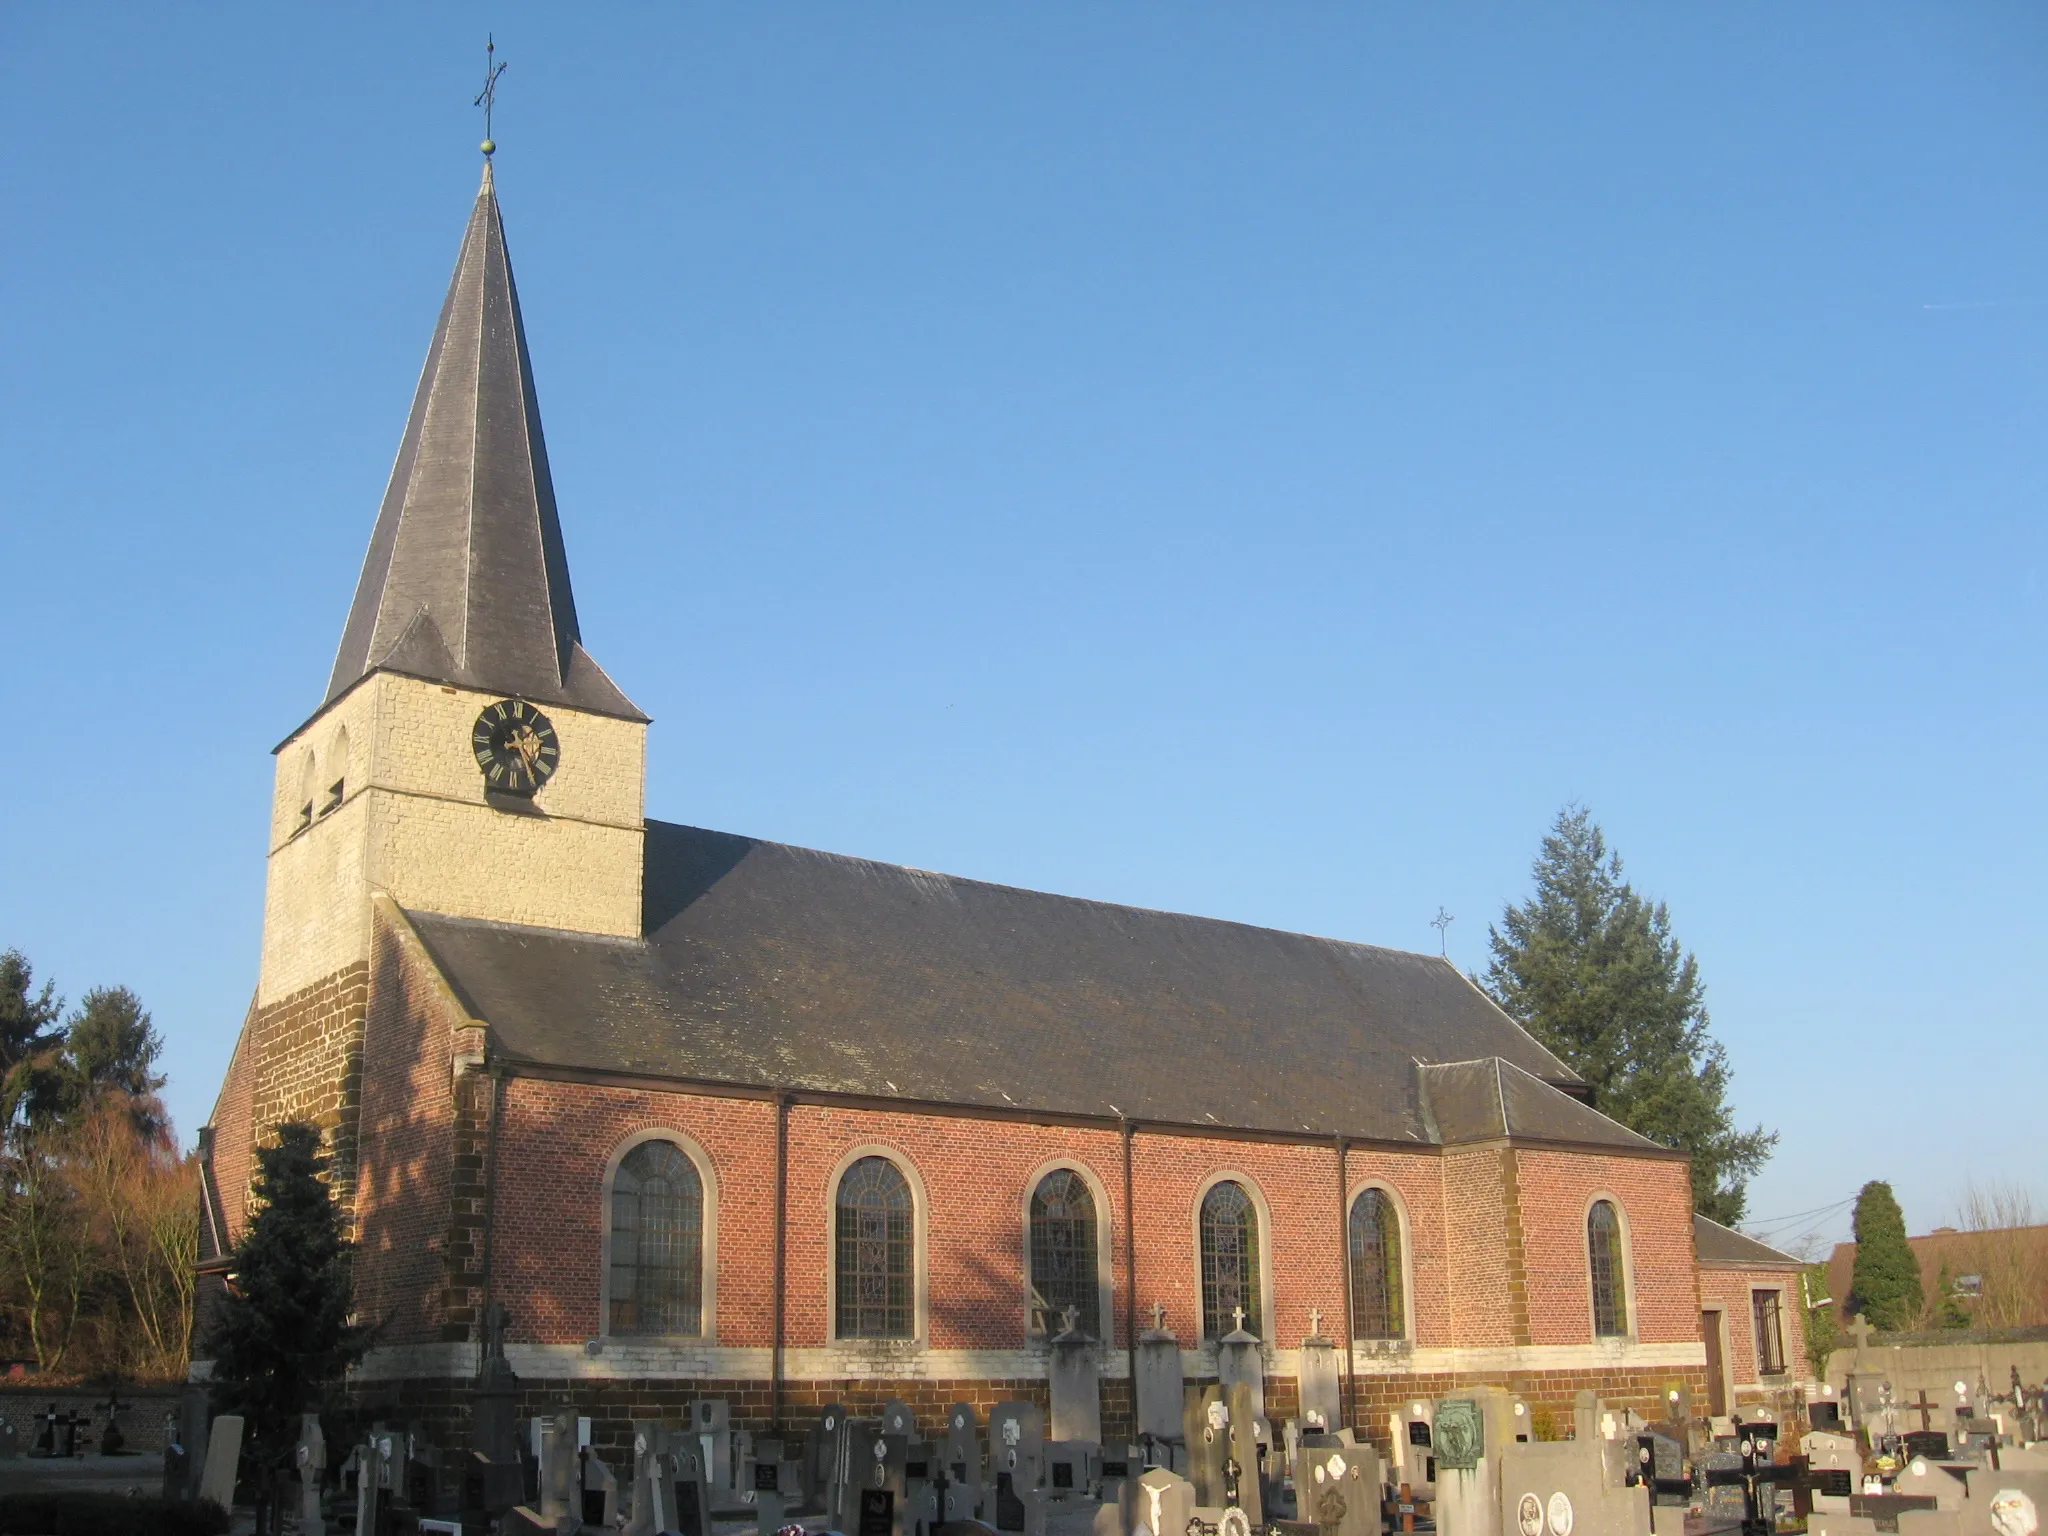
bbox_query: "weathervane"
[1430,906,1455,956]
[474,35,508,157]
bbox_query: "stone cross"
[1232,1306,1247,1333]
[1151,1302,1167,1331]
[1063,1306,1080,1335]
[1849,1313,1874,1364]
[482,1300,510,1360]
[1309,1307,1323,1338]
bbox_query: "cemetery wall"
[0,1387,183,1456]
[351,902,469,1350]
[1822,1332,2048,1408]
[1511,1148,1698,1345]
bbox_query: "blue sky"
[4,6,2043,1252]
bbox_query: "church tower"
[222,162,646,1213]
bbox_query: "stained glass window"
[609,1140,704,1336]
[1348,1188,1405,1339]
[1030,1170,1099,1338]
[1588,1200,1628,1338]
[1199,1180,1261,1340]
[836,1156,914,1339]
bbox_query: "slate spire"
[326,163,642,720]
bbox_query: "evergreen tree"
[18,987,167,1134]
[0,950,63,1121]
[1846,1180,1923,1332]
[1483,806,1777,1223]
[206,1124,369,1476]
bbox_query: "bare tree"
[1949,1181,2044,1329]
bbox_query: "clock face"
[472,699,560,796]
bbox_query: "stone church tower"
[218,163,646,1221]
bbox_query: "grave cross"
[1151,1302,1167,1331]
[1231,1306,1247,1333]
[1309,1307,1323,1338]
[1910,1390,1937,1433]
[1848,1313,1875,1362]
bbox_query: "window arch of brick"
[1022,1160,1113,1343]
[828,1146,927,1343]
[1191,1172,1273,1343]
[598,1128,720,1341]
[1586,1196,1632,1340]
[1347,1183,1408,1341]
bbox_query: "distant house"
[1827,1224,2048,1330]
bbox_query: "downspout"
[479,1069,505,1347]
[772,1092,791,1431]
[1334,1135,1352,1431]
[1122,1116,1138,1420]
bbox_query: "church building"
[196,159,1807,1447]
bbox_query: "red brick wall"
[351,911,466,1348]
[207,1005,259,1248]
[1511,1148,1698,1345]
[1699,1266,1807,1388]
[1442,1148,1519,1346]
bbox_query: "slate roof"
[325,163,641,723]
[402,821,1663,1151]
[1418,1057,1663,1150]
[1694,1214,1804,1268]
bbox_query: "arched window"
[836,1156,913,1339]
[1348,1188,1404,1340]
[1588,1199,1628,1337]
[609,1140,704,1336]
[1199,1180,1261,1340]
[1029,1169,1099,1338]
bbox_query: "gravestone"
[627,1434,711,1536]
[297,1413,328,1536]
[1215,1309,1267,1425]
[1497,1440,1649,1536]
[1047,1440,1098,1501]
[1298,1311,1342,1435]
[812,1404,857,1528]
[465,1300,526,1517]
[1132,1466,1197,1536]
[1185,1385,1233,1510]
[1432,1388,1523,1536]
[864,1424,913,1536]
[944,1403,986,1523]
[990,1401,1047,1536]
[749,1436,793,1536]
[1297,1440,1381,1536]
[1135,1305,1187,1470]
[581,1443,620,1530]
[1392,1398,1436,1499]
[1806,1431,1863,1514]
[199,1413,244,1510]
[1051,1310,1104,1444]
[1223,1379,1264,1526]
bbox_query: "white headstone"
[198,1414,243,1510]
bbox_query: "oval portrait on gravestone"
[1548,1492,1575,1536]
[1219,1508,1252,1536]
[1519,1494,1544,1536]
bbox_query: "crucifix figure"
[474,35,509,156]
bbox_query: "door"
[1702,1311,1727,1416]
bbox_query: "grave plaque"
[1436,1400,1483,1472]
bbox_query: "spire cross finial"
[474,35,509,156]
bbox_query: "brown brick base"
[349,1365,1706,1465]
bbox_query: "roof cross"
[474,35,509,156]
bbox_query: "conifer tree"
[1483,806,1777,1223]
[1846,1180,1923,1332]
[206,1124,369,1479]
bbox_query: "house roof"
[324,163,641,724]
[403,821,1664,1151]
[1695,1213,1804,1269]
